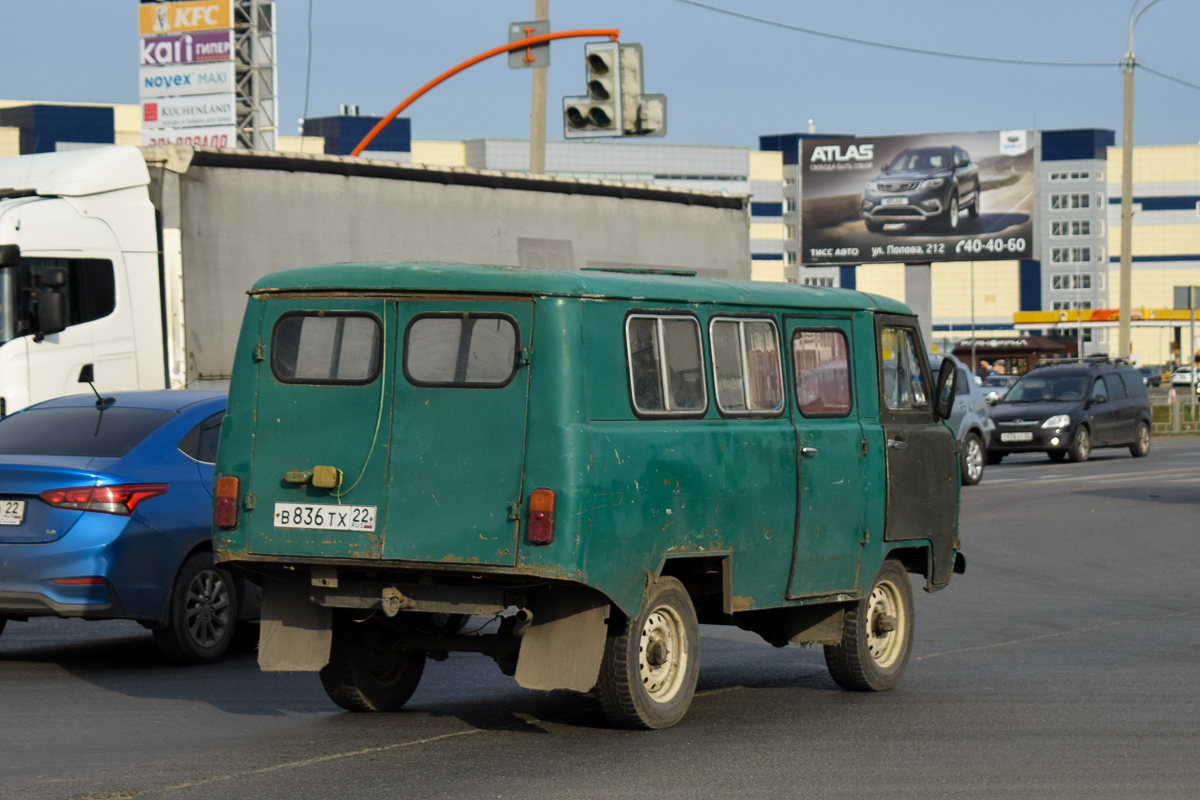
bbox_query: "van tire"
[1129,422,1151,457]
[154,552,238,665]
[596,577,700,729]
[319,612,426,712]
[960,432,985,485]
[824,560,914,692]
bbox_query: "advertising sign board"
[140,31,233,66]
[800,130,1036,265]
[139,62,235,98]
[142,126,237,148]
[142,93,235,129]
[138,1,233,35]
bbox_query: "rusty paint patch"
[731,595,755,612]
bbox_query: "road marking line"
[914,607,1198,661]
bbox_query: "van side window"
[1110,372,1129,398]
[626,314,707,415]
[1091,375,1109,401]
[793,330,852,416]
[404,314,519,387]
[272,312,382,385]
[709,318,783,415]
[880,327,929,410]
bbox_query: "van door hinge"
[253,342,265,362]
[861,434,869,457]
[243,492,256,510]
[860,528,870,546]
[517,347,532,367]
[508,502,523,522]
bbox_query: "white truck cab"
[0,147,164,414]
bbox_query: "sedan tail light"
[214,476,240,529]
[39,484,168,516]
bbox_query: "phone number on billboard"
[955,237,1027,255]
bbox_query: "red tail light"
[214,476,240,529]
[39,484,168,516]
[52,577,106,585]
[526,488,556,545]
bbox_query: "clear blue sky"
[2,0,1196,147]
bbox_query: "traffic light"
[563,41,622,138]
[563,42,667,138]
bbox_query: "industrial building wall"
[176,163,750,380]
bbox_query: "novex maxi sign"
[139,63,235,98]
[140,31,233,66]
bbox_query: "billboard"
[140,31,233,66]
[142,93,235,129]
[143,126,237,148]
[800,130,1036,265]
[139,1,233,35]
[139,62,234,98]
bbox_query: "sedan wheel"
[154,552,238,665]
[961,433,985,485]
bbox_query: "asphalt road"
[2,437,1198,799]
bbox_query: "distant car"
[1170,366,1200,391]
[980,374,1019,404]
[861,145,980,233]
[930,354,994,485]
[0,391,255,664]
[1138,366,1162,387]
[987,361,1152,463]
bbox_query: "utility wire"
[1137,62,1200,92]
[668,0,1116,68]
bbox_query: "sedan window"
[0,407,174,458]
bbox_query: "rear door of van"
[383,298,533,566]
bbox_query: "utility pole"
[1119,0,1165,358]
[529,0,549,174]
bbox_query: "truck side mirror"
[35,288,66,340]
[0,244,19,267]
[935,359,957,420]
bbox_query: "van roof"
[250,262,913,315]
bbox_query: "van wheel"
[1129,422,1151,457]
[596,576,700,729]
[1068,426,1091,462]
[154,552,237,665]
[986,451,1004,465]
[320,612,426,712]
[824,560,914,692]
[960,433,985,485]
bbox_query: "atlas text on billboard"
[140,63,235,99]
[142,93,235,130]
[138,1,233,36]
[143,125,236,148]
[800,130,1036,266]
[140,31,233,66]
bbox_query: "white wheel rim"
[949,198,958,228]
[865,579,907,669]
[1139,425,1150,451]
[639,605,688,702]
[966,439,984,481]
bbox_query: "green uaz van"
[213,263,964,729]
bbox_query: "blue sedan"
[0,391,253,664]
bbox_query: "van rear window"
[271,313,382,385]
[403,314,519,387]
[625,314,707,416]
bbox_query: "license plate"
[1000,432,1033,442]
[0,500,24,526]
[274,503,376,532]
[881,197,907,205]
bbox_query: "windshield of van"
[1003,375,1087,403]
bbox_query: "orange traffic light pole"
[350,29,619,157]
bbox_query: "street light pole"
[529,0,549,174]
[1118,0,1165,359]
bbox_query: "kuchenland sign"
[139,2,236,148]
[799,130,1036,265]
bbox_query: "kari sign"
[138,1,233,35]
[140,31,233,66]
[140,62,235,98]
[143,126,237,148]
[142,93,235,129]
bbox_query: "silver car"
[931,354,995,485]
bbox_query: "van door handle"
[887,438,908,451]
[801,447,818,458]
